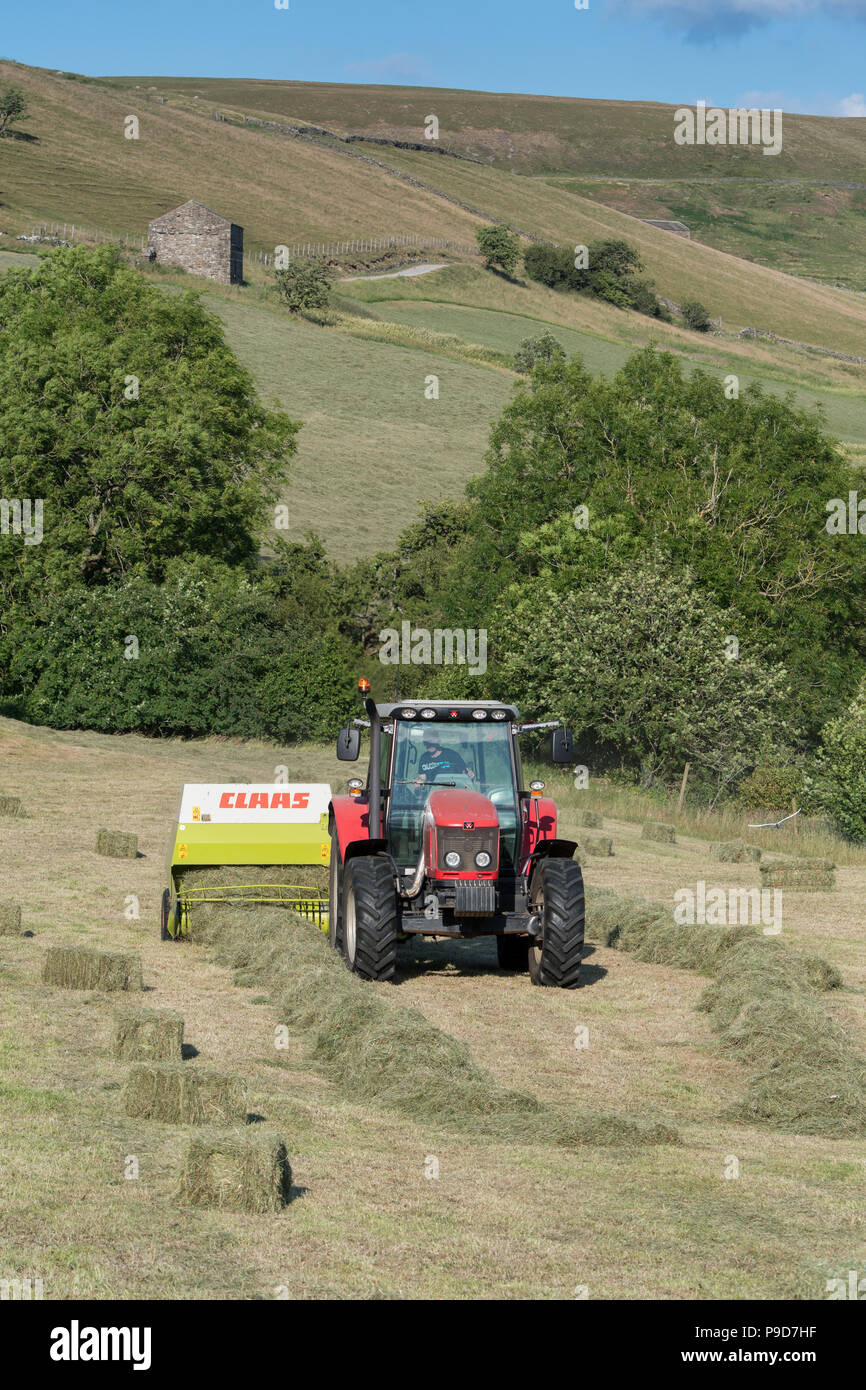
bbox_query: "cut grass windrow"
[192,904,678,1149]
[588,886,866,1137]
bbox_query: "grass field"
[1,714,864,1299]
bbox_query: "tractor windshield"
[386,721,521,871]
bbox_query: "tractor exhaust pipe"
[365,696,381,838]
[402,851,427,900]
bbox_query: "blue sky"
[3,0,865,115]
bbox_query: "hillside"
[3,62,866,348]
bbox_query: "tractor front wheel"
[342,854,399,982]
[528,858,585,988]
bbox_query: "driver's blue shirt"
[420,751,468,781]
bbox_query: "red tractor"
[328,684,585,987]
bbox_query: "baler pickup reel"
[161,783,332,940]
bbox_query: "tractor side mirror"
[551,728,574,764]
[337,726,361,761]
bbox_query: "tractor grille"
[454,882,496,916]
[437,828,498,873]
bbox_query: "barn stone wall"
[147,203,244,284]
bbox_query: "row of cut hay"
[708,839,762,863]
[760,858,836,891]
[0,794,23,817]
[193,903,677,1148]
[588,886,864,1136]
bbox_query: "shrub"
[476,225,520,276]
[815,678,866,841]
[682,299,713,332]
[274,258,333,313]
[523,243,572,287]
[514,331,566,373]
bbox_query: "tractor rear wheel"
[328,828,343,953]
[342,854,399,982]
[496,934,528,972]
[528,859,585,988]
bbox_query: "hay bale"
[577,810,604,829]
[96,828,138,859]
[759,859,835,891]
[123,1063,247,1125]
[178,1129,292,1213]
[642,820,676,844]
[42,946,143,992]
[0,900,23,935]
[708,839,761,863]
[112,1007,184,1062]
[0,795,22,817]
[579,835,614,857]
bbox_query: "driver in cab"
[414,737,474,787]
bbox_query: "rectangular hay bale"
[577,810,604,829]
[112,1007,184,1062]
[42,946,143,992]
[0,900,23,935]
[642,821,676,844]
[123,1063,247,1125]
[709,839,762,864]
[178,1129,291,1214]
[96,828,138,859]
[0,795,22,817]
[580,835,614,857]
[759,859,836,892]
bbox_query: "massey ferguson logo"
[463,820,474,830]
[219,791,310,810]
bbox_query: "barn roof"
[148,200,241,232]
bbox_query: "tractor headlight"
[444,851,462,869]
[420,708,437,719]
[474,850,492,869]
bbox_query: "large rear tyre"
[528,858,585,989]
[496,934,528,972]
[342,854,399,982]
[328,827,343,954]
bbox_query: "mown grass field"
[1,716,864,1299]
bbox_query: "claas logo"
[219,791,310,810]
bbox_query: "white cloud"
[834,91,866,115]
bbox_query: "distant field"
[548,177,866,291]
[110,75,866,183]
[206,295,515,561]
[359,298,866,447]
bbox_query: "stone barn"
[147,200,243,284]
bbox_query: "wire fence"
[22,222,147,250]
[244,233,476,267]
